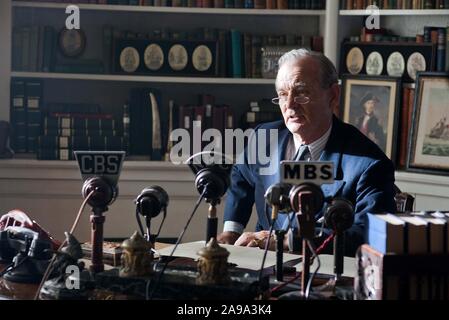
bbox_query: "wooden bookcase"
[0,1,448,243]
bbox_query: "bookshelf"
[13,1,327,15]
[339,9,449,15]
[11,71,276,84]
[0,0,338,241]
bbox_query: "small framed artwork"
[407,72,449,175]
[113,39,218,76]
[341,75,401,160]
[340,42,435,83]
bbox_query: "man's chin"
[286,122,307,134]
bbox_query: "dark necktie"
[293,145,311,161]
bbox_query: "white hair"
[278,48,338,89]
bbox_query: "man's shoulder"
[335,118,389,162]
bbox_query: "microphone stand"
[333,230,345,283]
[275,229,286,282]
[295,192,316,297]
[90,206,108,273]
[206,199,219,242]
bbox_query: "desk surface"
[0,242,355,300]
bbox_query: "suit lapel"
[319,116,346,198]
[266,124,291,230]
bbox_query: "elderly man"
[217,49,396,256]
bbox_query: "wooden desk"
[0,242,354,300]
[0,242,178,300]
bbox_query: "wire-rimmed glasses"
[271,94,310,106]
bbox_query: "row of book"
[367,211,449,255]
[396,85,415,168]
[38,107,126,159]
[163,94,282,160]
[12,25,104,74]
[10,79,281,161]
[10,78,128,159]
[12,23,321,79]
[341,0,449,9]
[10,79,43,153]
[19,0,326,9]
[367,211,449,300]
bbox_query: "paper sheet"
[157,241,356,277]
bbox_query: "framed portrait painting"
[407,72,449,175]
[341,75,401,160]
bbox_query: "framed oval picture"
[407,52,426,81]
[387,52,405,77]
[120,47,140,73]
[58,28,86,58]
[366,51,383,76]
[168,44,188,71]
[192,45,213,72]
[144,43,164,71]
[346,47,364,75]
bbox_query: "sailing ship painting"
[409,75,449,172]
[422,89,449,157]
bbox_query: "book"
[81,241,122,266]
[421,217,446,254]
[398,215,428,254]
[367,213,405,254]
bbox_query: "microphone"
[136,186,169,219]
[324,198,354,233]
[81,176,118,209]
[135,186,169,243]
[288,182,324,296]
[264,182,292,282]
[186,151,233,242]
[264,182,292,221]
[324,198,354,280]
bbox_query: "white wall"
[0,160,257,243]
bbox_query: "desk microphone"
[186,151,232,242]
[81,176,118,273]
[135,186,169,243]
[324,198,354,280]
[264,183,292,282]
[289,182,324,296]
[81,176,118,209]
[264,183,292,221]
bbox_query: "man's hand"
[217,231,240,244]
[234,231,276,250]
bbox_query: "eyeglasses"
[271,94,310,106]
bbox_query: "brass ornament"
[119,231,153,278]
[196,238,231,285]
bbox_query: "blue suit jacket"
[223,116,396,256]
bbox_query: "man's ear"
[329,83,340,114]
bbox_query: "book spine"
[10,79,27,153]
[26,80,43,153]
[437,28,446,72]
[230,30,243,78]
